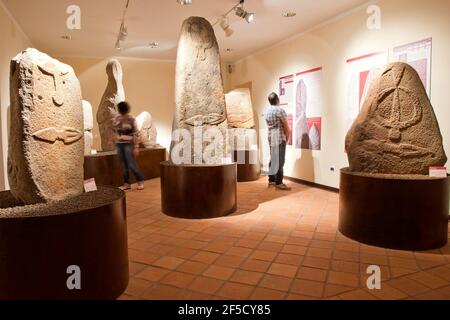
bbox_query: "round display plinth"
[339,168,449,251]
[160,161,237,219]
[233,150,261,182]
[0,186,128,300]
[84,147,166,187]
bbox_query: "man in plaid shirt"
[264,92,291,190]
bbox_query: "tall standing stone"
[136,111,158,148]
[171,17,228,164]
[97,59,125,151]
[345,62,447,174]
[225,88,255,129]
[225,88,257,151]
[8,48,84,204]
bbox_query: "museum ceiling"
[3,0,369,62]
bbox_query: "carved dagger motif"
[32,126,83,144]
[184,113,226,126]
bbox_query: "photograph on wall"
[279,74,294,146]
[346,51,388,131]
[279,74,294,114]
[392,38,432,97]
[294,67,323,150]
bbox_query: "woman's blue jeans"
[117,143,144,184]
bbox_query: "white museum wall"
[57,56,232,153]
[228,0,450,189]
[57,56,176,153]
[0,1,32,190]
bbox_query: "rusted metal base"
[339,168,448,250]
[0,187,128,299]
[84,147,166,186]
[160,161,237,219]
[233,150,261,182]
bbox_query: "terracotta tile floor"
[119,177,450,300]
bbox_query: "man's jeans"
[268,141,287,185]
[117,143,144,185]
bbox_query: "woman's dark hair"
[268,92,279,106]
[117,101,130,115]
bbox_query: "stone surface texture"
[136,111,158,148]
[83,100,93,155]
[225,88,255,129]
[97,59,125,151]
[171,16,228,164]
[8,48,84,204]
[228,128,258,151]
[346,62,447,175]
[0,186,123,218]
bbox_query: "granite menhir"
[8,48,84,204]
[345,62,447,175]
[171,16,228,164]
[97,59,125,151]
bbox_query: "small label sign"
[429,167,447,178]
[222,156,233,164]
[84,178,98,192]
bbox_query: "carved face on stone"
[187,19,214,62]
[8,49,84,204]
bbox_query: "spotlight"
[245,12,254,23]
[235,6,254,23]
[177,0,192,5]
[220,17,234,37]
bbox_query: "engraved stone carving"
[8,48,84,204]
[97,59,125,151]
[83,100,93,155]
[225,88,255,129]
[345,62,447,174]
[32,127,83,144]
[136,111,158,148]
[171,16,228,164]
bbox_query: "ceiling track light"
[234,5,254,24]
[212,0,255,37]
[219,17,234,37]
[115,0,131,50]
[176,0,192,5]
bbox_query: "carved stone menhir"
[171,16,228,164]
[346,62,447,175]
[225,88,255,129]
[97,59,125,152]
[8,48,84,204]
[83,100,93,155]
[136,111,158,148]
[225,88,257,151]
